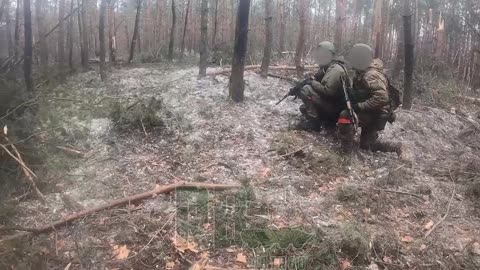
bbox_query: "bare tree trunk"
[211,0,218,48]
[14,0,20,62]
[81,0,89,70]
[108,0,116,62]
[334,0,345,51]
[403,0,414,110]
[67,0,74,70]
[23,0,33,91]
[229,0,250,102]
[372,0,383,58]
[278,0,286,54]
[180,0,190,57]
[5,0,13,58]
[435,13,445,60]
[294,0,308,78]
[198,0,208,76]
[260,0,273,78]
[58,0,66,81]
[128,0,141,63]
[168,0,176,61]
[99,0,107,81]
[36,0,48,67]
[392,23,404,80]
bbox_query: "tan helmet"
[315,41,336,66]
[317,41,336,54]
[349,43,374,71]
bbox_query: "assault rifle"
[341,76,358,130]
[275,78,312,105]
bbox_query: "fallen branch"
[206,65,317,76]
[266,73,298,84]
[424,180,456,238]
[371,188,425,201]
[56,146,84,158]
[457,95,480,105]
[0,182,240,240]
[0,141,46,202]
[279,146,308,159]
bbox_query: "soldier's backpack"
[386,78,402,111]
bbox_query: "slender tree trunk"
[108,0,116,62]
[4,0,13,58]
[403,0,414,110]
[23,0,33,91]
[229,0,250,102]
[180,0,190,57]
[260,0,273,78]
[14,0,20,62]
[372,0,383,58]
[198,0,208,76]
[77,0,84,67]
[392,24,404,80]
[278,0,286,54]
[295,0,308,78]
[435,13,445,60]
[168,0,176,61]
[128,0,141,63]
[36,0,48,67]
[67,0,74,70]
[211,0,218,48]
[334,0,345,51]
[99,0,107,81]
[58,0,66,81]
[81,0,89,70]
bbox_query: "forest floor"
[1,63,480,270]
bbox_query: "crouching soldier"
[295,41,347,131]
[337,44,402,155]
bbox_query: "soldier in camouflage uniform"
[337,44,402,154]
[296,41,347,130]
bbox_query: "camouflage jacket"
[309,59,347,100]
[352,59,390,113]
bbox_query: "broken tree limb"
[266,73,298,84]
[457,95,480,105]
[424,180,456,238]
[0,182,240,240]
[206,65,317,76]
[0,142,46,202]
[55,146,84,158]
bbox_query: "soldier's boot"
[295,116,321,131]
[370,141,402,155]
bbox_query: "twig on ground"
[0,96,40,120]
[0,182,240,241]
[424,178,456,238]
[56,146,84,157]
[279,146,308,158]
[266,73,298,84]
[371,188,425,200]
[0,141,46,202]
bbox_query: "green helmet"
[317,41,336,55]
[349,43,374,71]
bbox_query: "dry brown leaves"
[112,244,130,260]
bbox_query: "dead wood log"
[266,73,298,84]
[206,65,317,76]
[457,95,480,105]
[0,182,240,241]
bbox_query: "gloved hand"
[352,103,360,111]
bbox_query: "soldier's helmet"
[315,41,336,66]
[317,41,336,55]
[349,43,374,71]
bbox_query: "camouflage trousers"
[337,110,400,154]
[297,85,343,126]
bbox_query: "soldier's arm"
[356,73,389,111]
[310,66,343,97]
